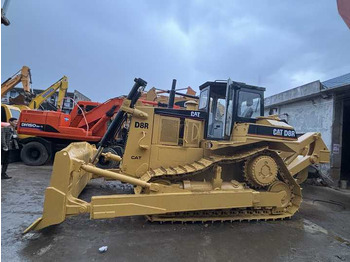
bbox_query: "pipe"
[139,99,180,109]
[102,152,122,162]
[173,91,198,99]
[168,79,176,108]
[99,78,147,148]
[81,164,151,188]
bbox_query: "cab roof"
[199,80,266,92]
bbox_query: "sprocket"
[244,155,278,188]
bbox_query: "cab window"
[237,91,261,119]
[1,106,7,122]
[85,105,97,112]
[10,109,20,119]
[199,88,209,110]
[208,97,226,139]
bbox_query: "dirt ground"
[1,163,350,262]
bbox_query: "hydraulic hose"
[91,78,147,164]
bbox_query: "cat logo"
[191,111,200,117]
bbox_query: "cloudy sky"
[1,0,350,101]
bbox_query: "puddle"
[303,219,328,235]
[333,235,350,247]
[304,198,346,212]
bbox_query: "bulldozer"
[24,77,330,233]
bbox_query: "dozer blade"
[24,142,96,233]
[25,78,150,233]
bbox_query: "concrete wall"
[73,90,91,102]
[330,94,343,183]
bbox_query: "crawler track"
[138,148,302,223]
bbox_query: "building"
[1,87,91,113]
[264,73,350,185]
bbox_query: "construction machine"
[142,81,198,108]
[1,72,68,128]
[1,104,20,127]
[25,77,330,233]
[17,97,124,166]
[9,76,68,110]
[1,75,68,145]
[1,66,32,126]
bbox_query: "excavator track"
[138,147,302,223]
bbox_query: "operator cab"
[198,79,265,140]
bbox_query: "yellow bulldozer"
[25,78,330,233]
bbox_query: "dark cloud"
[2,0,349,100]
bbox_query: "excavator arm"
[1,66,32,97]
[28,76,68,110]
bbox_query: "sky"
[1,0,350,102]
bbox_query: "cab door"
[206,80,235,140]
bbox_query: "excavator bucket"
[9,91,35,106]
[24,142,96,233]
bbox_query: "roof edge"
[265,80,322,108]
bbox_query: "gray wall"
[73,90,91,102]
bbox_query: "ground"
[1,163,350,262]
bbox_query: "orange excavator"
[17,97,124,166]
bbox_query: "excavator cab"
[198,80,265,140]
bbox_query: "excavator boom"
[1,66,32,97]
[28,76,68,110]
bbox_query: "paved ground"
[2,163,350,262]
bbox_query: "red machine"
[17,97,124,166]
